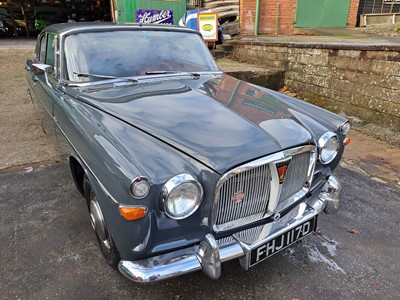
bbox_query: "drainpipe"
[275,3,280,35]
[254,0,261,36]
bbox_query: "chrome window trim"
[63,72,224,88]
[212,145,317,233]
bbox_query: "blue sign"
[136,9,174,25]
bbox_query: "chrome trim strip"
[64,72,224,88]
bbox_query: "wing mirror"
[30,62,54,87]
[26,59,33,70]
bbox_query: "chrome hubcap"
[89,191,110,250]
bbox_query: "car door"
[26,32,61,146]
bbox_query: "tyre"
[83,176,120,269]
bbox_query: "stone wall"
[232,40,400,130]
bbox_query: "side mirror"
[32,63,54,87]
[32,63,54,74]
[26,59,33,70]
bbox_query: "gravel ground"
[0,49,59,172]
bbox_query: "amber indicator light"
[119,206,147,221]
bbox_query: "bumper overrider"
[118,175,341,283]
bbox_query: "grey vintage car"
[25,23,350,283]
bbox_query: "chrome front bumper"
[118,175,341,283]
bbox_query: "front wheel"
[83,176,120,269]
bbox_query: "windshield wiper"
[145,71,201,79]
[73,72,138,83]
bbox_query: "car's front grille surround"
[212,145,317,233]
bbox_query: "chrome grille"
[279,151,310,202]
[215,164,271,226]
[213,146,316,233]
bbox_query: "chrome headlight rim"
[318,132,340,164]
[130,176,150,199]
[161,173,203,220]
[339,120,351,135]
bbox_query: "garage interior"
[0,0,241,38]
[0,0,112,37]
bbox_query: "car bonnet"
[75,75,315,174]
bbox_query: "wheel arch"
[69,155,85,196]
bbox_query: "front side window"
[64,30,220,82]
[46,33,56,67]
[38,34,47,62]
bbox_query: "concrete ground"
[0,161,399,299]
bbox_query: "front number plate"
[249,216,318,268]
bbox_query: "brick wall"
[239,0,257,35]
[347,0,360,27]
[232,41,400,130]
[240,0,361,35]
[240,0,296,35]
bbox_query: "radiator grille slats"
[216,164,271,226]
[279,151,310,202]
[214,148,312,232]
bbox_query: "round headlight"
[130,177,150,198]
[318,132,340,164]
[162,174,203,220]
[340,121,351,135]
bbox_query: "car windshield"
[64,29,220,82]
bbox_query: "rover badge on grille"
[232,191,245,203]
[276,160,291,184]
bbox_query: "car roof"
[42,22,199,35]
